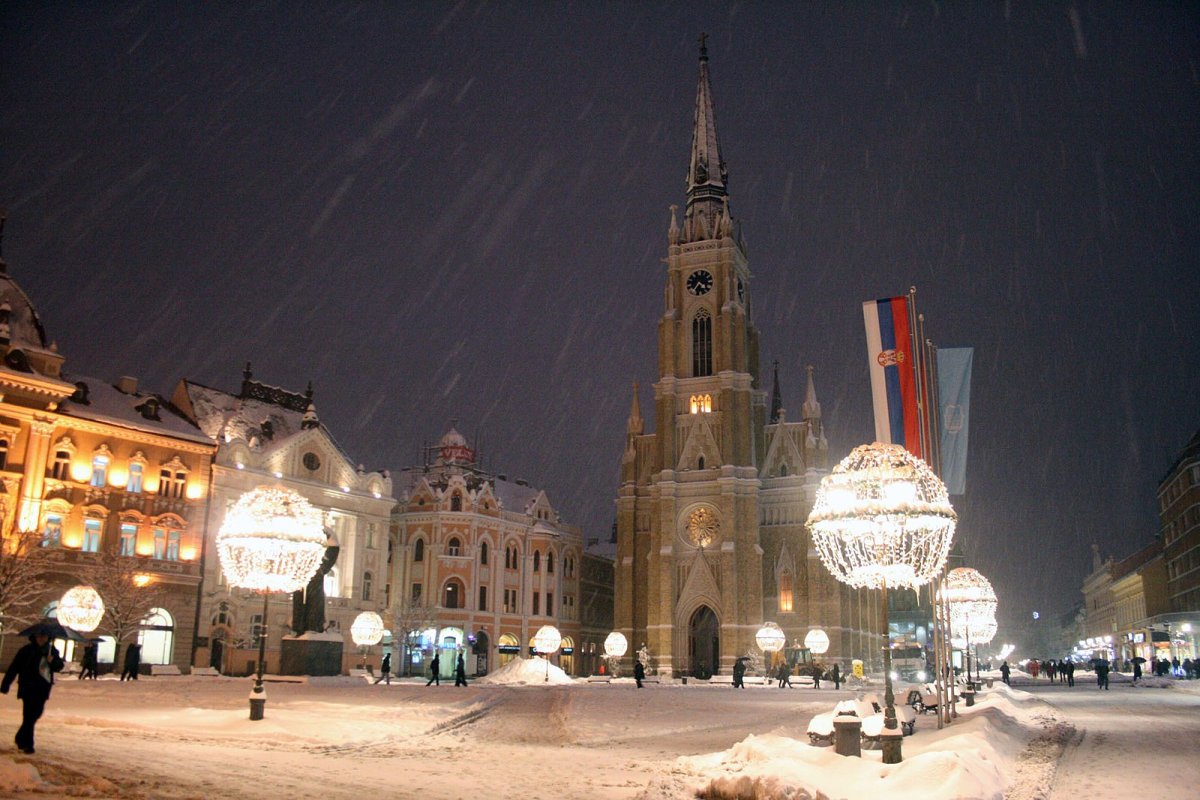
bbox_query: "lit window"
[779,572,794,613]
[42,514,63,548]
[83,519,102,553]
[153,528,167,559]
[128,463,144,493]
[689,394,713,414]
[119,523,137,556]
[91,454,109,487]
[166,529,180,561]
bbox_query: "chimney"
[115,376,138,394]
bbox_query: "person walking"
[426,653,441,686]
[732,657,745,688]
[1064,659,1075,687]
[812,664,822,690]
[454,653,468,687]
[999,661,1011,685]
[1095,659,1110,690]
[830,663,841,690]
[1132,657,1143,684]
[1028,659,1040,679]
[78,643,98,681]
[374,652,391,685]
[2,632,64,754]
[120,643,141,681]
[634,659,645,689]
[776,662,792,689]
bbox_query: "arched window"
[443,579,464,609]
[51,450,71,480]
[362,571,373,601]
[692,309,712,377]
[413,538,425,562]
[450,493,462,512]
[533,551,540,572]
[689,394,713,414]
[128,462,144,493]
[448,537,461,557]
[480,541,489,565]
[547,552,554,574]
[137,607,175,665]
[698,456,705,470]
[91,452,110,487]
[778,572,794,613]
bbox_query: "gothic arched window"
[533,551,541,572]
[692,309,712,377]
[779,571,794,613]
[450,493,462,512]
[413,538,425,562]
[480,541,489,565]
[447,537,461,557]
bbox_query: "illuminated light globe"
[216,486,328,593]
[533,624,562,655]
[57,585,105,632]
[950,616,997,650]
[807,443,957,589]
[804,628,830,656]
[350,611,385,647]
[604,631,628,658]
[755,622,786,654]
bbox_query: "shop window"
[137,607,175,665]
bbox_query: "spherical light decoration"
[940,567,999,644]
[806,443,956,589]
[533,624,562,655]
[603,631,629,658]
[216,485,329,593]
[804,628,830,655]
[950,616,997,649]
[755,622,786,654]
[350,611,385,647]
[57,585,105,632]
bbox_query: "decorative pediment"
[677,418,722,471]
[260,426,354,486]
[677,551,721,609]
[761,422,806,479]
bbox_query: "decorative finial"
[699,32,708,61]
[243,362,252,381]
[305,381,314,401]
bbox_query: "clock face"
[686,270,714,296]
[737,277,745,302]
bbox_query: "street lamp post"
[941,567,998,692]
[806,443,957,764]
[216,486,328,721]
[350,611,385,671]
[57,585,105,633]
[756,623,786,679]
[603,631,628,677]
[533,625,562,683]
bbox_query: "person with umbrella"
[1131,656,1146,684]
[732,656,747,689]
[2,622,67,754]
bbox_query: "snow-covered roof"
[58,375,211,445]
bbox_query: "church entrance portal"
[689,605,719,678]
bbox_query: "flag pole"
[906,286,927,460]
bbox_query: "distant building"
[1154,427,1200,658]
[388,428,587,677]
[172,366,394,675]
[578,549,614,676]
[0,251,215,671]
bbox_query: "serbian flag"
[862,297,923,459]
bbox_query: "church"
[613,42,882,677]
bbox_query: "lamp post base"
[880,729,903,764]
[249,695,265,721]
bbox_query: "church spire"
[802,364,821,421]
[769,360,783,424]
[683,33,729,243]
[626,382,644,436]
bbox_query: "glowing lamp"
[136,543,154,557]
[180,546,198,561]
[57,585,105,632]
[186,483,204,500]
[108,468,128,488]
[216,485,328,593]
[70,463,91,482]
[533,624,562,655]
[755,622,786,654]
[350,611,385,646]
[804,628,830,655]
[63,531,83,549]
[132,574,153,587]
[603,631,628,658]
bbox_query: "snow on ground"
[0,673,1163,799]
[475,655,573,685]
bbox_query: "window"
[533,551,541,572]
[51,451,71,480]
[0,439,7,470]
[137,607,175,665]
[83,519,102,553]
[172,470,186,499]
[362,571,373,601]
[443,579,463,609]
[128,462,144,493]
[565,557,574,578]
[153,528,167,559]
[166,529,180,561]
[324,565,339,599]
[504,589,518,613]
[547,553,554,574]
[119,523,137,556]
[532,591,540,615]
[692,309,713,377]
[411,583,422,604]
[250,614,265,648]
[779,572,794,613]
[158,469,172,496]
[506,546,517,570]
[450,493,462,512]
[91,453,109,487]
[689,394,712,414]
[413,538,425,562]
[366,523,376,549]
[546,593,553,616]
[478,585,488,611]
[480,541,489,565]
[42,514,63,548]
[448,537,461,557]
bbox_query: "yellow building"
[0,255,215,670]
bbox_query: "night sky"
[3,2,1197,644]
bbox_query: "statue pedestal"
[280,632,344,676]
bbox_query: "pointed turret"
[301,402,320,430]
[802,365,821,421]
[769,360,784,424]
[626,382,644,436]
[683,34,730,244]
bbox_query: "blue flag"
[936,348,973,495]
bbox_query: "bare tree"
[0,529,55,653]
[91,552,167,671]
[387,601,437,677]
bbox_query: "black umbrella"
[1130,656,1146,664]
[18,619,88,642]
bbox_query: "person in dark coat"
[120,643,141,681]
[1064,659,1075,687]
[1132,658,1142,683]
[374,652,391,685]
[78,643,98,681]
[812,663,822,689]
[2,633,64,753]
[633,659,645,688]
[426,653,440,686]
[999,661,1011,685]
[775,662,792,688]
[830,663,841,690]
[1095,659,1110,690]
[454,653,468,687]
[731,658,746,688]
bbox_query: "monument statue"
[291,533,340,635]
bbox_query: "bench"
[151,665,182,676]
[806,711,836,746]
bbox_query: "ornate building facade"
[614,45,880,677]
[388,428,586,677]
[0,252,215,670]
[173,367,394,675]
